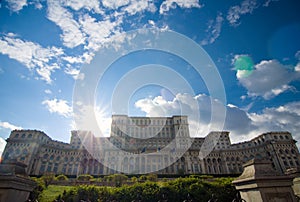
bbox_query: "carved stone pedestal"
[0,160,36,202]
[233,159,297,202]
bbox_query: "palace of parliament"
[1,115,300,176]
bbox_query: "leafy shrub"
[29,177,45,201]
[103,174,128,186]
[56,174,68,181]
[57,176,237,202]
[90,177,102,182]
[146,173,157,182]
[41,172,55,187]
[131,176,138,183]
[77,174,94,181]
[138,175,147,182]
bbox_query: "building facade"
[1,115,300,176]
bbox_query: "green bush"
[103,174,128,186]
[138,175,147,182]
[131,176,138,183]
[29,177,45,201]
[57,176,237,202]
[77,174,94,181]
[90,177,103,182]
[56,174,68,181]
[41,172,55,187]
[146,173,157,182]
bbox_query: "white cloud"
[134,93,300,146]
[101,0,156,14]
[79,13,123,51]
[64,65,85,80]
[102,0,130,9]
[62,52,94,64]
[263,0,279,7]
[123,0,157,15]
[0,120,19,160]
[295,50,300,60]
[227,0,257,26]
[249,101,300,147]
[0,34,64,83]
[42,98,73,118]
[73,103,111,137]
[5,0,45,12]
[47,0,85,48]
[201,13,223,45]
[6,0,28,12]
[44,89,52,94]
[295,63,300,72]
[0,121,22,131]
[33,1,43,9]
[236,59,300,99]
[135,93,254,137]
[160,0,202,14]
[0,137,6,161]
[61,0,103,14]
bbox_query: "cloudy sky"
[1,0,300,156]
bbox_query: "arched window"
[291,149,296,154]
[22,149,28,155]
[16,148,20,155]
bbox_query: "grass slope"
[39,185,74,202]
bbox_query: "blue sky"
[0,0,300,155]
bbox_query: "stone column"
[285,167,300,199]
[0,160,36,202]
[233,159,297,202]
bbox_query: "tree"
[110,174,128,187]
[146,173,157,182]
[41,172,55,187]
[29,177,45,201]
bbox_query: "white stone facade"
[1,115,300,176]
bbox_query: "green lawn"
[39,185,74,202]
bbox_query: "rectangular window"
[53,163,58,173]
[47,163,52,172]
[62,164,67,173]
[40,163,46,174]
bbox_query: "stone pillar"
[285,167,300,199]
[0,160,36,202]
[233,159,297,202]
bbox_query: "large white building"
[1,115,300,176]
